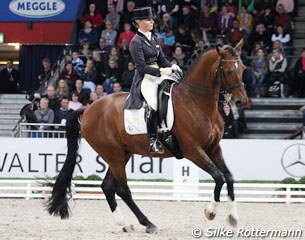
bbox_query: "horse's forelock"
[222,45,238,57]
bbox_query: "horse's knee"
[213,172,225,186]
[224,172,234,185]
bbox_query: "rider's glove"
[160,67,173,76]
[171,64,182,73]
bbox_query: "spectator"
[226,18,248,48]
[220,103,234,139]
[200,0,218,13]
[274,4,292,32]
[160,0,179,29]
[55,79,69,99]
[291,48,305,97]
[276,0,294,16]
[37,58,51,87]
[121,1,136,31]
[33,97,54,137]
[74,79,90,106]
[108,46,124,71]
[92,49,103,83]
[78,19,99,47]
[249,48,268,97]
[175,25,195,53]
[198,4,218,44]
[117,23,135,48]
[227,0,238,16]
[82,58,98,93]
[172,46,186,68]
[79,39,93,63]
[224,94,241,138]
[95,84,107,98]
[103,58,121,94]
[179,5,197,31]
[89,91,99,103]
[257,5,275,34]
[161,28,176,47]
[98,37,111,67]
[121,61,135,92]
[54,96,73,134]
[108,0,124,13]
[158,37,172,57]
[236,5,253,34]
[0,59,20,93]
[106,3,121,30]
[101,20,118,48]
[267,47,288,97]
[68,91,83,110]
[112,82,122,93]
[250,23,271,53]
[44,85,60,111]
[71,49,85,78]
[60,61,79,92]
[218,5,234,35]
[160,13,172,33]
[82,1,103,30]
[271,24,291,47]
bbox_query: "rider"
[124,7,182,154]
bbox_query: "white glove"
[171,64,182,73]
[160,67,173,76]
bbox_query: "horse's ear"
[216,44,222,56]
[235,39,244,52]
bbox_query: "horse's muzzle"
[235,98,247,108]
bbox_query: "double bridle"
[179,56,242,102]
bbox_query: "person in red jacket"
[117,23,136,48]
[82,2,103,30]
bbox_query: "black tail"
[46,109,84,219]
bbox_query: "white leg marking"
[227,198,238,219]
[206,195,218,214]
[112,206,125,226]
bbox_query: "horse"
[47,39,248,234]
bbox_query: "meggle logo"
[9,0,66,18]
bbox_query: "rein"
[178,57,240,103]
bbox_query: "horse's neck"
[185,51,220,105]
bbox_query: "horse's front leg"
[207,144,238,226]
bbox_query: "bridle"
[179,54,242,102]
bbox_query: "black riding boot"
[146,106,164,154]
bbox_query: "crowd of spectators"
[17,0,305,138]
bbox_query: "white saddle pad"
[124,85,174,135]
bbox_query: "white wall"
[0,138,304,180]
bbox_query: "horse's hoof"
[146,224,158,234]
[204,207,216,220]
[123,225,134,233]
[227,215,238,227]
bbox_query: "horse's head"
[216,39,248,107]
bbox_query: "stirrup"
[148,139,164,154]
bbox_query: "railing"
[0,180,304,204]
[15,123,66,138]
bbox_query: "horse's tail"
[47,109,84,219]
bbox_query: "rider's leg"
[141,75,164,154]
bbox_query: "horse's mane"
[183,45,237,79]
[183,47,213,78]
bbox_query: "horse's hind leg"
[102,153,157,233]
[101,169,127,228]
[115,174,158,234]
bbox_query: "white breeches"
[141,74,164,111]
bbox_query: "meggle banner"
[0,0,80,21]
[0,138,304,180]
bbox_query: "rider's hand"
[171,64,182,73]
[160,67,173,76]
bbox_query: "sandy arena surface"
[0,199,304,240]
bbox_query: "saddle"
[155,80,183,159]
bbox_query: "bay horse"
[47,39,248,233]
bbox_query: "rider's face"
[137,19,154,32]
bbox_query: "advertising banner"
[0,0,80,22]
[0,138,304,180]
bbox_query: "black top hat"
[132,7,156,21]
